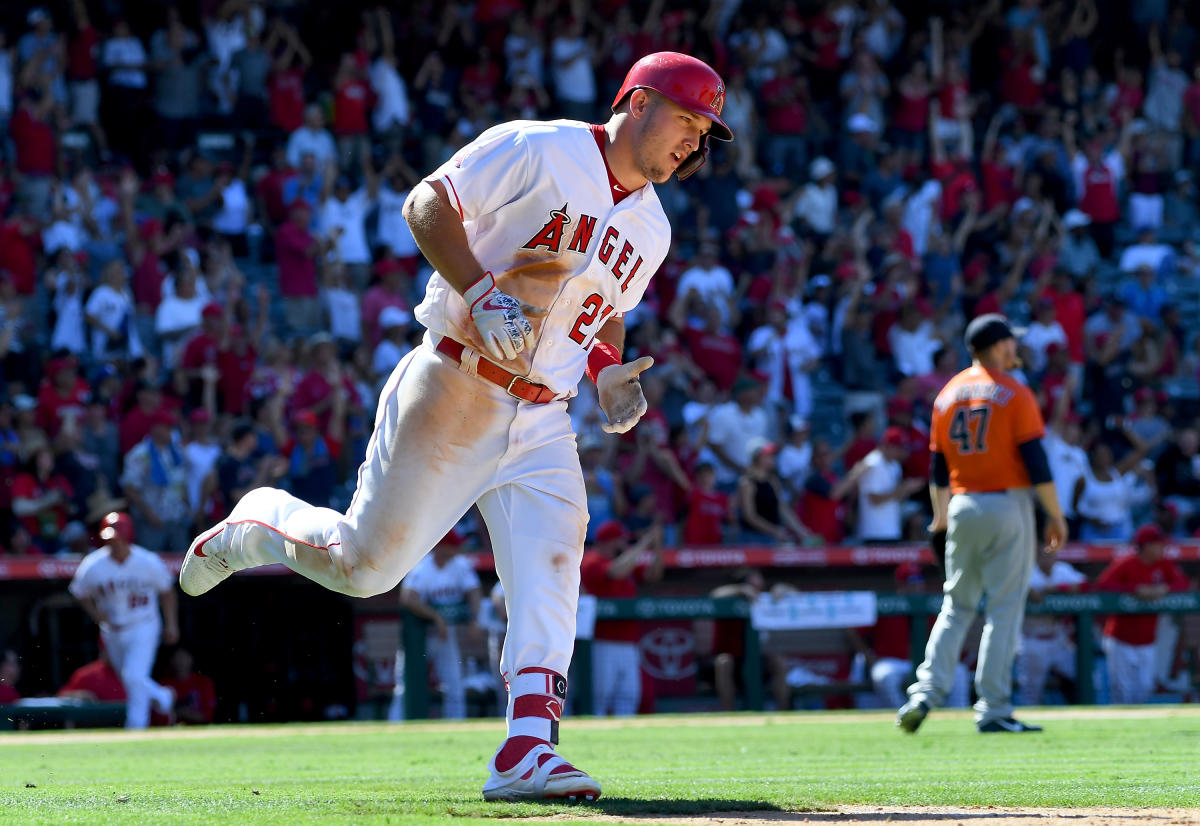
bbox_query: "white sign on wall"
[750,591,878,631]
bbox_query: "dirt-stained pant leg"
[220,346,513,597]
[479,400,588,684]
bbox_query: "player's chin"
[645,165,673,184]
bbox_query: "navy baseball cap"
[964,314,1016,353]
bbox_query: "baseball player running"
[897,315,1068,734]
[180,52,732,800]
[70,512,179,728]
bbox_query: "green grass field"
[1,708,1198,825]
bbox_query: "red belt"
[435,337,557,404]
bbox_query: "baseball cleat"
[179,522,233,596]
[977,716,1043,733]
[482,743,601,802]
[896,698,930,733]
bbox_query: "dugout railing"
[399,592,1200,718]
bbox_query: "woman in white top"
[1073,442,1155,541]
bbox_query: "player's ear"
[628,88,653,120]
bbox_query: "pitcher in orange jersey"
[896,314,1068,735]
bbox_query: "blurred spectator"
[1155,428,1200,529]
[1072,440,1157,542]
[56,519,90,556]
[580,520,663,716]
[550,16,596,122]
[57,650,126,702]
[276,200,333,335]
[854,427,924,543]
[85,260,142,362]
[100,18,148,162]
[395,530,482,721]
[683,462,732,545]
[736,438,813,545]
[704,376,769,491]
[1016,548,1088,706]
[120,410,190,551]
[161,647,216,725]
[707,568,790,712]
[1096,524,1190,704]
[0,648,20,703]
[11,445,74,552]
[849,561,929,709]
[287,104,337,170]
[283,407,341,508]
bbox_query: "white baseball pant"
[388,628,468,720]
[1102,635,1156,704]
[217,344,588,681]
[102,622,173,729]
[869,657,912,708]
[1017,631,1076,706]
[591,639,641,716]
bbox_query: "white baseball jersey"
[415,120,671,395]
[69,545,172,628]
[1022,560,1088,637]
[403,554,481,609]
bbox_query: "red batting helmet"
[612,51,734,180]
[99,511,135,544]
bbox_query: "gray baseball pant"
[907,489,1035,724]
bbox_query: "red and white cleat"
[482,743,601,802]
[179,522,233,596]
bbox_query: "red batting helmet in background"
[99,511,135,544]
[612,51,734,180]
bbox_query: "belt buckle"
[505,374,528,400]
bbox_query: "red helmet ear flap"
[676,135,710,181]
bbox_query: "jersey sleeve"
[1011,386,1046,445]
[429,126,532,223]
[457,557,482,592]
[150,552,173,592]
[68,554,94,599]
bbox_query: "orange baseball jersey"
[930,366,1045,494]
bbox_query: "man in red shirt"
[849,562,935,708]
[1095,524,1190,704]
[57,653,127,702]
[0,649,21,704]
[579,520,663,716]
[275,201,329,335]
[161,647,215,724]
[682,305,742,393]
[333,53,372,171]
[683,462,730,545]
[36,356,91,438]
[758,58,810,179]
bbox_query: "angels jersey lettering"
[69,545,172,628]
[415,120,671,396]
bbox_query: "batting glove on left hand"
[464,272,544,362]
[596,356,654,434]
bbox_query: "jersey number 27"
[568,293,615,346]
[949,406,991,454]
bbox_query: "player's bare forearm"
[400,590,444,624]
[402,180,487,294]
[160,587,179,635]
[594,317,625,354]
[77,595,106,628]
[1033,482,1064,520]
[929,484,950,529]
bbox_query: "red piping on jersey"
[589,124,633,205]
[227,519,341,552]
[443,175,464,220]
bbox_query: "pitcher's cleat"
[896,698,930,733]
[179,523,233,596]
[482,743,601,802]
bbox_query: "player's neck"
[602,119,649,193]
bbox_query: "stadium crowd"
[1,0,1200,565]
[1,0,1198,720]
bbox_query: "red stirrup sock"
[495,667,576,775]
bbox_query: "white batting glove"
[463,272,543,362]
[596,356,654,434]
